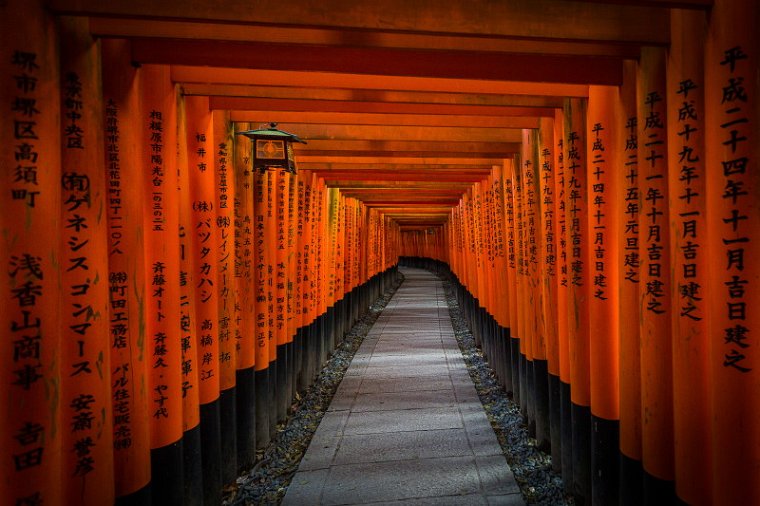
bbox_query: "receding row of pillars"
[400,4,758,505]
[1,2,402,505]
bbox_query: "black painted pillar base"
[276,344,288,423]
[235,367,256,473]
[502,327,513,393]
[526,358,536,437]
[182,424,203,506]
[199,400,222,506]
[534,358,551,452]
[287,339,296,410]
[619,452,643,506]
[354,289,360,325]
[294,326,304,392]
[115,484,151,506]
[150,438,183,506]
[511,337,521,405]
[334,299,344,348]
[315,313,325,373]
[560,381,574,495]
[300,322,313,391]
[519,352,528,419]
[254,368,270,449]
[308,318,318,382]
[219,386,237,484]
[643,468,677,506]
[548,373,562,473]
[492,324,503,386]
[268,359,278,437]
[572,402,592,505]
[592,414,620,506]
[324,305,333,355]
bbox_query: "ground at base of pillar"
[222,276,403,505]
[441,276,574,505]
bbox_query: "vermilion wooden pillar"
[564,97,591,503]
[57,17,115,506]
[504,159,521,407]
[140,64,184,506]
[326,187,339,349]
[491,166,511,392]
[274,171,290,422]
[667,10,712,505]
[705,1,759,503]
[298,170,315,389]
[185,96,220,504]
[101,38,152,505]
[265,169,278,437]
[525,129,550,448]
[294,172,306,392]
[586,85,620,506]
[333,198,348,338]
[1,2,62,504]
[232,121,256,472]
[176,95,203,506]
[253,169,271,448]
[637,47,676,502]
[474,180,486,350]
[512,156,529,418]
[212,111,238,485]
[538,116,562,470]
[494,163,512,393]
[312,175,324,377]
[552,107,572,487]
[286,171,298,403]
[614,59,643,506]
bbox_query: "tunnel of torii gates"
[0,0,759,505]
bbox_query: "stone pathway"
[283,268,525,505]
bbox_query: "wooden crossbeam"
[132,38,623,85]
[49,0,671,44]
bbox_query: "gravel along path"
[224,269,571,505]
[223,276,403,506]
[441,276,574,506]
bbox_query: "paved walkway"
[283,268,524,505]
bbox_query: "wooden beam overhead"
[569,0,710,8]
[172,66,589,97]
[298,156,504,166]
[340,189,464,196]
[302,151,513,159]
[295,142,515,162]
[132,39,623,86]
[213,96,554,118]
[325,181,472,189]
[189,85,567,108]
[361,199,459,205]
[231,111,543,128]
[294,140,519,152]
[298,163,495,171]
[291,140,521,155]
[49,0,670,44]
[88,17,642,57]
[273,124,522,143]
[314,171,490,183]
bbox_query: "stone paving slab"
[283,268,524,506]
[346,389,456,412]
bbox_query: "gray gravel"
[440,276,573,506]
[223,276,403,505]
[223,269,571,505]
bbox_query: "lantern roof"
[236,123,307,144]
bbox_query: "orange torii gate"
[2,1,760,505]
